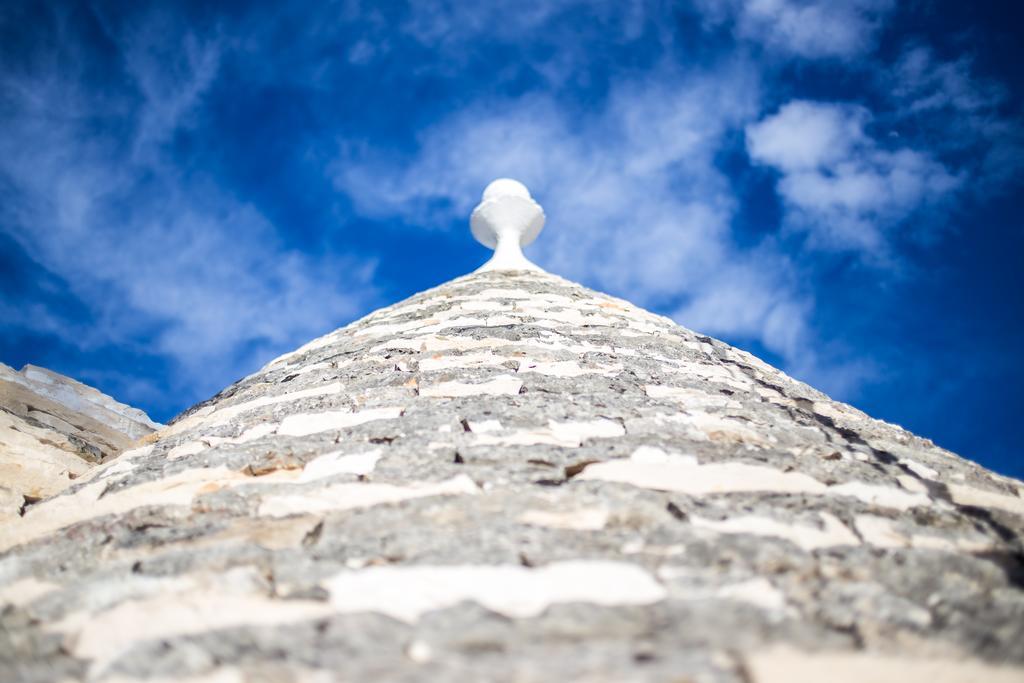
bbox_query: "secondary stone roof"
[0,363,160,521]
[2,181,1022,682]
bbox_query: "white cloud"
[696,0,895,60]
[0,20,375,406]
[401,1,563,47]
[401,1,652,49]
[118,18,222,161]
[887,46,1023,194]
[673,253,809,361]
[385,1,669,88]
[745,100,869,171]
[892,46,1007,119]
[747,100,961,255]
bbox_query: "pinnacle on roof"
[471,178,546,273]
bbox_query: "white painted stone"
[355,319,438,339]
[658,361,752,391]
[373,335,505,353]
[258,475,480,517]
[324,560,665,622]
[457,300,509,312]
[102,670,248,683]
[511,307,618,328]
[948,484,1024,517]
[629,446,697,466]
[910,534,992,553]
[516,359,622,378]
[406,640,434,663]
[680,340,716,356]
[465,419,502,433]
[577,456,828,496]
[291,361,331,376]
[364,300,436,321]
[420,376,523,398]
[549,419,625,443]
[473,430,570,448]
[418,352,511,372]
[899,458,939,480]
[203,383,344,426]
[418,315,523,334]
[897,475,929,494]
[150,405,215,439]
[578,452,933,512]
[684,412,767,444]
[624,319,666,334]
[624,542,686,557]
[374,332,633,359]
[656,570,789,613]
[691,513,859,551]
[1,466,295,552]
[59,590,332,676]
[644,385,741,409]
[235,422,278,443]
[829,482,930,511]
[263,331,345,369]
[277,407,405,437]
[299,450,382,481]
[166,425,280,457]
[745,646,1024,683]
[167,441,208,460]
[73,444,155,485]
[475,419,625,448]
[471,288,536,300]
[854,515,985,553]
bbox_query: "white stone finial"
[471,178,545,272]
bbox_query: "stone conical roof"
[2,182,1023,682]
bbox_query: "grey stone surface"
[1,270,1022,682]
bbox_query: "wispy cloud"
[886,45,1024,194]
[695,0,895,60]
[746,100,962,257]
[0,12,375,406]
[119,17,222,161]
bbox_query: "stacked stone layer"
[0,363,160,521]
[1,270,1022,682]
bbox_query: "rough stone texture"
[1,270,1022,682]
[0,364,161,521]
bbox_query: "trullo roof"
[2,180,1023,683]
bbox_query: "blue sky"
[1,1,1022,477]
